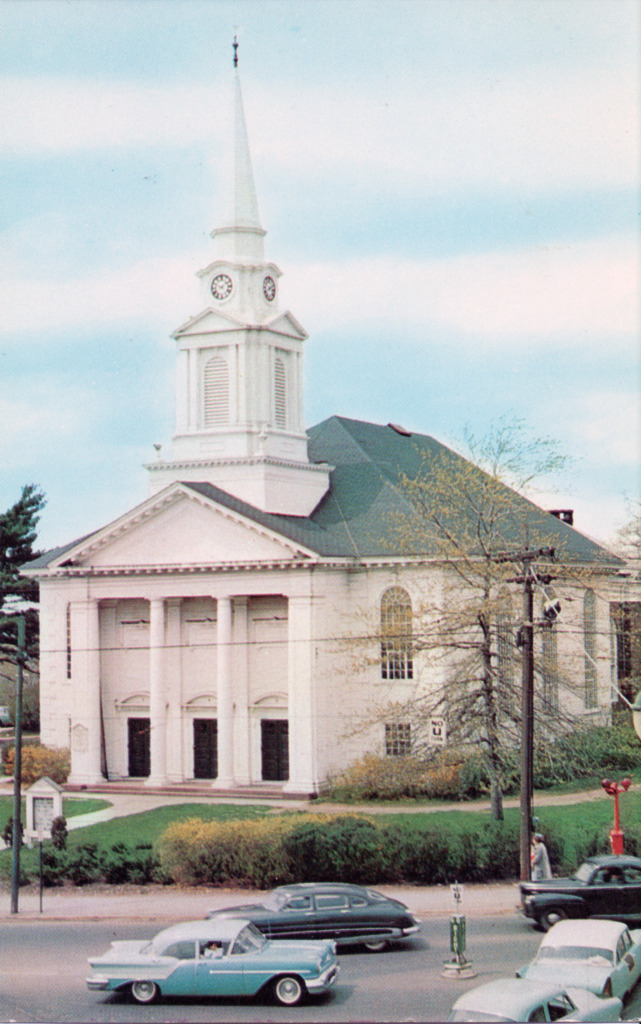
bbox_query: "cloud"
[285,234,639,343]
[564,390,641,466]
[2,65,638,195]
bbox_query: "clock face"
[211,273,233,301]
[263,276,276,302]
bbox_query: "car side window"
[527,1005,547,1022]
[350,896,368,907]
[624,867,641,884]
[314,895,350,910]
[548,995,575,1021]
[162,941,197,960]
[284,896,313,911]
[616,936,628,962]
[621,930,632,952]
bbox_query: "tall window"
[203,356,229,427]
[385,722,411,757]
[381,587,413,680]
[611,602,641,704]
[583,589,597,709]
[274,357,286,428]
[541,627,558,713]
[496,616,514,714]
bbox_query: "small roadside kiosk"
[25,776,63,844]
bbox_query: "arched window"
[274,357,286,428]
[203,356,229,427]
[583,589,597,708]
[381,587,413,680]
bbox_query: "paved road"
[0,915,541,1023]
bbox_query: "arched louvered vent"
[203,356,229,427]
[274,357,286,428]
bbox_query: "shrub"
[156,815,305,888]
[2,815,23,848]
[283,816,385,883]
[103,842,158,885]
[67,842,103,886]
[3,745,70,785]
[325,754,430,801]
[50,815,68,850]
[41,848,67,887]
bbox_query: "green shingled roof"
[27,416,621,569]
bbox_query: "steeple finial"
[233,34,238,69]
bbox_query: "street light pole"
[10,613,25,914]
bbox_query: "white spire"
[211,62,266,263]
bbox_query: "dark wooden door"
[193,719,218,779]
[128,717,150,777]
[261,719,289,781]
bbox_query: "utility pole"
[10,613,25,914]
[1,606,27,914]
[494,546,555,882]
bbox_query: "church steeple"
[146,46,330,516]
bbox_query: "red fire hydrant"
[601,778,631,855]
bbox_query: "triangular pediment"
[173,307,307,341]
[49,483,314,570]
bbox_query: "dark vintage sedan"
[207,883,421,951]
[520,854,641,931]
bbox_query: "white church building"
[26,61,637,795]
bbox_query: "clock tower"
[147,54,330,516]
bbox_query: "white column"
[233,597,251,783]
[164,599,183,782]
[213,596,235,787]
[146,598,167,785]
[68,599,104,785]
[284,594,317,794]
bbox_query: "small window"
[349,896,368,907]
[283,896,313,911]
[385,722,411,757]
[161,941,196,960]
[314,895,349,910]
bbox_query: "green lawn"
[0,795,112,831]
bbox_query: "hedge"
[2,745,70,786]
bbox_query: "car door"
[613,928,641,995]
[312,893,352,939]
[194,940,242,996]
[621,866,641,920]
[584,867,625,917]
[266,894,315,939]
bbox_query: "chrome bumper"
[306,963,340,992]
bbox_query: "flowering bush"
[2,744,70,785]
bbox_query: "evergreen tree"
[0,484,46,660]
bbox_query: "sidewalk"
[1,879,522,923]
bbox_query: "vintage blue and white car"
[448,977,623,1022]
[517,918,641,1001]
[86,917,339,1006]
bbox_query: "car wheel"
[540,908,567,931]
[272,975,305,1006]
[363,939,389,952]
[130,980,159,1004]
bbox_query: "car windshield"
[573,863,596,883]
[263,893,288,911]
[231,923,267,955]
[538,945,613,964]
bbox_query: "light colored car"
[86,917,339,1006]
[517,918,641,1001]
[448,977,622,1021]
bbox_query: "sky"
[1,0,639,553]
